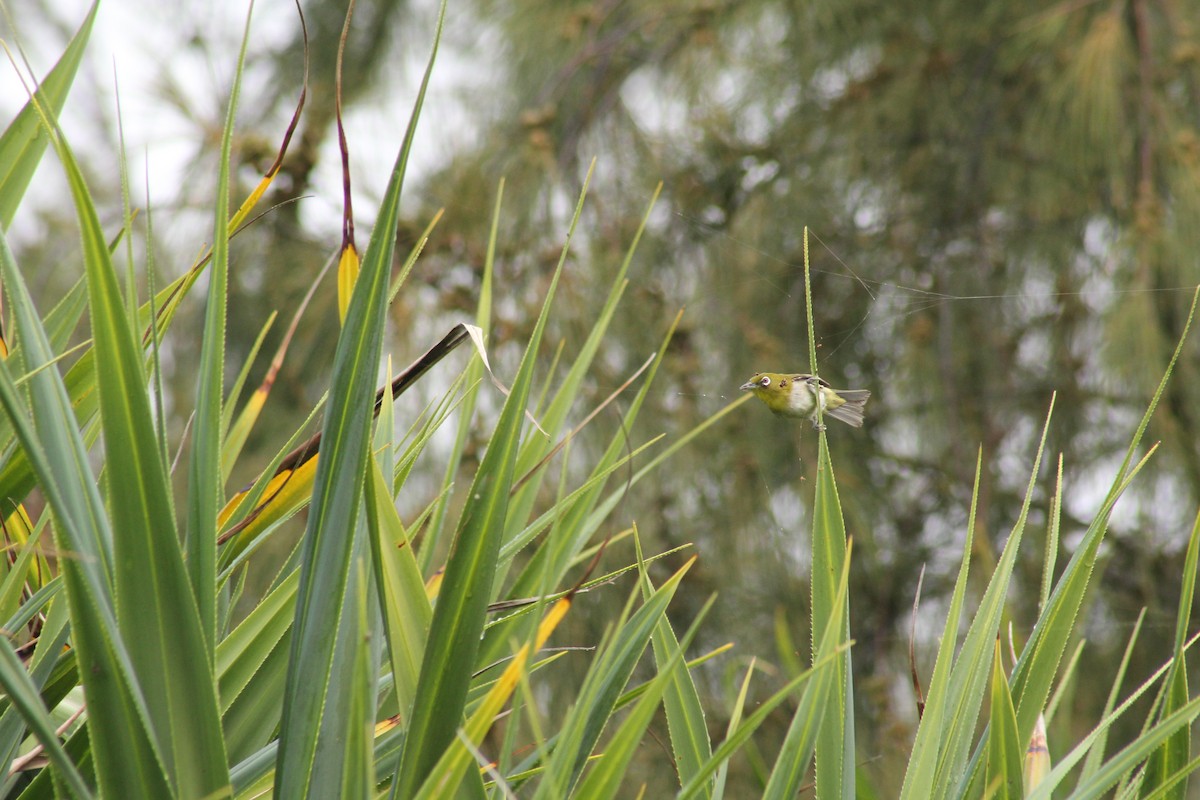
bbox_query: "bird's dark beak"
[739,381,755,391]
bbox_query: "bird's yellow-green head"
[739,372,817,416]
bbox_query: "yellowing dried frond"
[337,243,361,324]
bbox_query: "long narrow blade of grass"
[1024,636,1194,798]
[315,528,379,796]
[185,0,255,659]
[800,226,855,799]
[985,640,1023,799]
[479,310,686,671]
[934,401,1053,798]
[342,559,378,798]
[226,7,308,235]
[493,188,662,586]
[220,253,327,481]
[391,155,586,800]
[1038,455,1064,613]
[715,659,755,799]
[0,508,43,616]
[0,276,105,504]
[571,595,713,800]
[646,579,713,796]
[0,639,90,799]
[681,547,854,800]
[1057,696,1200,800]
[0,3,97,229]
[899,451,982,797]
[503,183,662,535]
[0,154,289,509]
[0,276,168,511]
[217,568,298,762]
[1142,508,1200,796]
[219,311,276,478]
[810,427,854,800]
[763,539,856,800]
[1009,291,1197,751]
[413,591,576,798]
[72,132,233,800]
[423,181,500,567]
[679,646,844,800]
[0,228,170,796]
[0,519,62,781]
[274,3,446,795]
[1078,611,1143,783]
[534,556,696,798]
[365,449,432,725]
[27,54,234,789]
[0,587,71,794]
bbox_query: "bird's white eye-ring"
[760,376,771,386]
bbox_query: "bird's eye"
[760,376,771,386]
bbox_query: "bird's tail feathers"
[826,390,870,428]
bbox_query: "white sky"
[1,0,488,248]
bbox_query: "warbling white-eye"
[740,372,870,430]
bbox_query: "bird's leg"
[807,377,826,430]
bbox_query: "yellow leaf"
[337,243,361,324]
